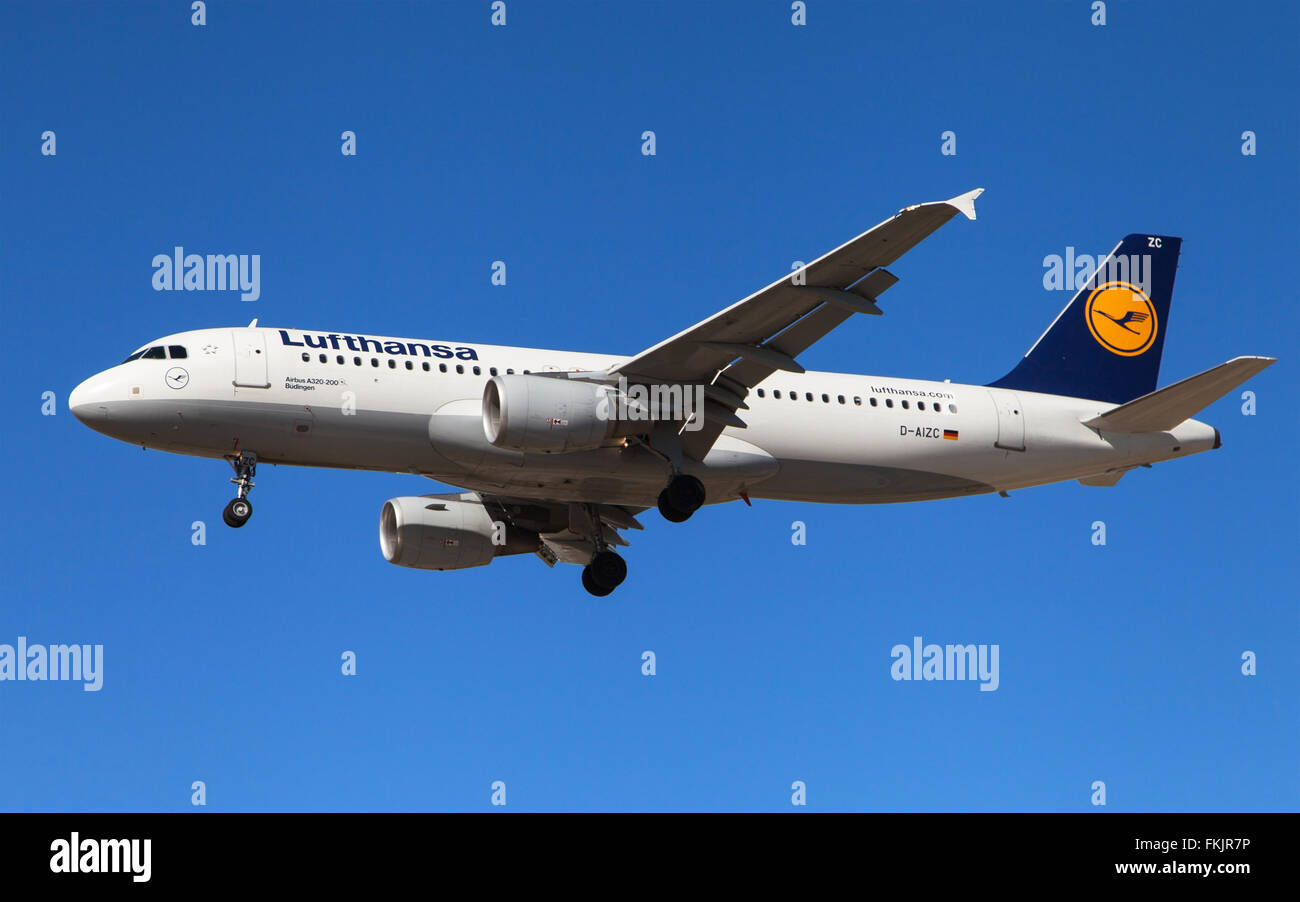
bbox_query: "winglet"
[946,187,984,221]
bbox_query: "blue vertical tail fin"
[987,234,1181,404]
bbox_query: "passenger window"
[405,360,413,370]
[506,368,514,375]
[168,346,187,359]
[837,395,845,404]
[439,363,447,373]
[757,389,765,398]
[918,401,926,411]
[821,393,829,403]
[456,365,464,374]
[490,367,498,376]
[949,404,957,413]
[371,358,379,367]
[885,398,893,408]
[142,346,166,360]
[473,366,481,376]
[790,392,797,401]
[320,354,328,363]
[805,392,813,402]
[354,357,362,366]
[301,352,310,362]
[902,400,909,410]
[422,362,430,372]
[774,390,782,399]
[388,359,396,369]
[870,397,878,407]
[336,355,344,364]
[854,396,862,406]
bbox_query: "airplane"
[69,189,1275,595]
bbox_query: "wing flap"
[477,494,645,568]
[680,269,901,458]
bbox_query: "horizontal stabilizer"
[1078,467,1133,487]
[1083,356,1276,433]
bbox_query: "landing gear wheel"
[657,491,691,522]
[223,497,253,528]
[589,550,627,590]
[658,474,706,522]
[668,474,706,510]
[582,567,615,597]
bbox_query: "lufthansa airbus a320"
[69,190,1275,595]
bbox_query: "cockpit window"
[168,345,187,359]
[122,349,147,363]
[141,346,166,360]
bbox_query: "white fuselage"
[69,326,1220,508]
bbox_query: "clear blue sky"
[1,1,1295,811]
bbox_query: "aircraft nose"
[69,373,113,425]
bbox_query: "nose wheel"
[223,451,258,528]
[223,497,253,528]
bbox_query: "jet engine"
[482,374,633,453]
[379,493,537,571]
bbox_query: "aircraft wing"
[611,188,983,459]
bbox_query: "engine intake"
[483,374,624,453]
[380,493,536,571]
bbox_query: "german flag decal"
[943,429,959,441]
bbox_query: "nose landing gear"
[222,451,257,528]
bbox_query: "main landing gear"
[579,475,704,595]
[579,502,629,597]
[657,473,705,523]
[222,451,257,528]
[581,550,627,597]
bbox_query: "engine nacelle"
[379,493,535,571]
[482,374,623,453]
